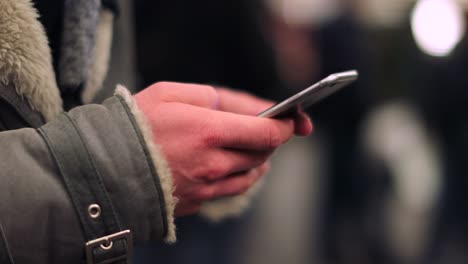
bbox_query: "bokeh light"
[411,0,465,57]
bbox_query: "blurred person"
[0,1,313,264]
[357,2,468,262]
[406,26,468,264]
[265,7,397,264]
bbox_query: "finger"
[204,110,295,150]
[199,149,272,182]
[209,163,270,198]
[216,88,274,115]
[294,111,313,136]
[136,82,219,109]
[153,103,295,150]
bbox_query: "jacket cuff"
[40,85,177,247]
[114,85,176,243]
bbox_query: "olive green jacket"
[0,1,255,263]
[0,1,176,263]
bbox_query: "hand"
[134,82,311,216]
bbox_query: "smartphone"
[257,70,359,118]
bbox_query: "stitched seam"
[62,113,122,232]
[0,223,14,264]
[115,95,168,238]
[38,126,95,238]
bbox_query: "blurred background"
[123,0,468,263]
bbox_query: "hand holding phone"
[257,70,358,118]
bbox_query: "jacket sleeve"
[0,88,175,264]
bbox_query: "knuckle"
[152,81,169,90]
[266,126,283,149]
[203,165,227,182]
[203,128,223,147]
[260,162,271,174]
[149,82,172,99]
[198,85,219,107]
[201,85,218,98]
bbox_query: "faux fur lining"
[0,0,63,121]
[200,179,263,222]
[114,85,176,243]
[83,10,114,103]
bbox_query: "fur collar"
[0,0,63,121]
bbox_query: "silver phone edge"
[257,70,358,118]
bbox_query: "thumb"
[148,82,219,109]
